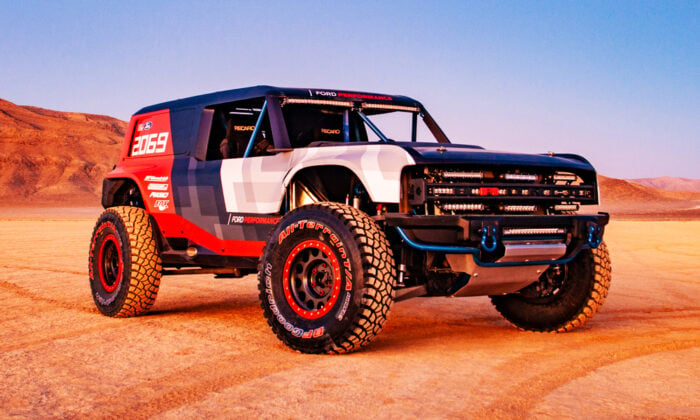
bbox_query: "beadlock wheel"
[258,202,396,354]
[283,240,342,319]
[97,234,123,293]
[89,206,162,317]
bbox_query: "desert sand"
[0,208,698,418]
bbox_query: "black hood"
[397,142,596,173]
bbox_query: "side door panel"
[220,153,292,214]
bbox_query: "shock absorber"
[351,182,365,209]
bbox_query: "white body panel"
[220,144,415,213]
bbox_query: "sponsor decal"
[314,90,337,97]
[147,183,169,191]
[137,121,153,131]
[278,220,352,284]
[95,291,117,306]
[336,292,351,321]
[264,221,354,332]
[131,132,169,156]
[154,200,169,211]
[227,214,280,225]
[228,215,244,224]
[143,175,171,210]
[310,90,392,101]
[337,92,392,101]
[264,262,325,339]
[244,216,280,225]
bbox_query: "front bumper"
[383,212,609,267]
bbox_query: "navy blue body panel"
[398,143,595,173]
[170,156,277,244]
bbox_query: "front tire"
[490,242,611,332]
[88,206,162,317]
[258,203,396,354]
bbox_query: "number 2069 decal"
[131,132,169,156]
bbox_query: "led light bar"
[503,228,566,236]
[476,187,506,196]
[361,103,420,112]
[554,203,580,212]
[283,98,353,107]
[553,173,578,182]
[441,171,484,179]
[433,187,455,195]
[440,203,485,211]
[502,205,537,212]
[504,173,538,182]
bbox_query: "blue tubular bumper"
[386,212,609,268]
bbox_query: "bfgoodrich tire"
[490,242,611,332]
[258,203,396,354]
[88,206,162,317]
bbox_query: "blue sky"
[1,0,698,178]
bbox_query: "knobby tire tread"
[491,242,611,333]
[90,206,161,317]
[258,203,395,354]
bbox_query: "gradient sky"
[1,1,698,178]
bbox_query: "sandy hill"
[598,175,700,218]
[0,98,125,205]
[629,176,700,193]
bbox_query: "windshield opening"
[281,100,449,147]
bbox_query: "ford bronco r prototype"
[89,86,611,354]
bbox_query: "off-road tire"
[490,242,611,332]
[258,202,395,354]
[89,206,162,317]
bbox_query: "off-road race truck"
[89,86,611,354]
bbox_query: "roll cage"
[209,95,451,160]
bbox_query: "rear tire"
[258,203,395,354]
[490,242,611,332]
[89,206,162,317]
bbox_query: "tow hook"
[587,223,602,248]
[480,226,498,252]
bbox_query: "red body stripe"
[154,213,265,257]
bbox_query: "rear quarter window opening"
[282,104,349,147]
[203,98,274,160]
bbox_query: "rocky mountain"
[629,176,700,193]
[0,98,125,205]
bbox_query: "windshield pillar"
[343,109,350,143]
[411,113,417,142]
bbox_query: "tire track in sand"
[0,279,93,313]
[79,349,302,419]
[467,334,699,418]
[0,264,85,276]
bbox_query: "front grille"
[405,166,597,215]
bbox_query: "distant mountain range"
[0,98,698,218]
[628,177,700,193]
[597,176,700,218]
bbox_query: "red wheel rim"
[282,240,342,319]
[98,234,123,293]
